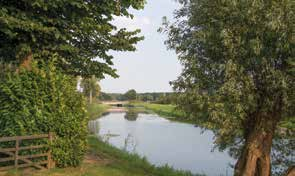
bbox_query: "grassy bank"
[130,102,184,118]
[2,136,203,176]
[129,102,195,123]
[130,102,295,131]
[86,103,110,120]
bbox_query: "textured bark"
[285,166,295,176]
[234,114,278,176]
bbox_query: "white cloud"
[112,16,152,31]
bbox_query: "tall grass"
[86,103,110,120]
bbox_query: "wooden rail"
[0,133,54,171]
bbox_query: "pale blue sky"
[100,0,181,93]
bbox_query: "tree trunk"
[285,166,295,176]
[89,89,93,104]
[234,114,278,176]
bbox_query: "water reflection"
[123,133,137,152]
[88,120,100,134]
[90,112,235,175]
[124,109,139,121]
[89,113,294,176]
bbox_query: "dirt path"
[83,153,112,166]
[0,153,112,176]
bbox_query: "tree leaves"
[0,0,145,78]
[163,1,294,173]
[0,59,88,167]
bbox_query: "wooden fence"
[0,133,54,171]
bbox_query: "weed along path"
[89,112,235,176]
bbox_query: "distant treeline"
[99,90,177,104]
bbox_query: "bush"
[0,60,88,167]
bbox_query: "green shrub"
[0,60,88,167]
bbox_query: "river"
[89,112,235,176]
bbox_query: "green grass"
[130,102,295,131]
[86,103,110,120]
[2,136,204,176]
[130,102,184,117]
[129,102,194,123]
[86,136,203,176]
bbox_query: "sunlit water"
[89,112,235,176]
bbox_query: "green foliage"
[124,109,139,121]
[163,0,294,143]
[81,76,101,98]
[0,0,145,78]
[162,0,294,173]
[86,103,110,120]
[138,94,154,102]
[130,102,187,120]
[123,89,137,100]
[138,92,174,102]
[280,117,295,131]
[98,92,176,102]
[0,60,88,167]
[154,93,178,105]
[99,92,114,101]
[81,76,101,103]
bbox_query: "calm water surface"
[89,112,235,176]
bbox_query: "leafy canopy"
[124,89,137,100]
[0,0,145,78]
[162,0,294,148]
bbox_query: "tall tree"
[81,76,101,104]
[99,92,113,101]
[124,89,137,100]
[161,0,294,175]
[0,0,145,78]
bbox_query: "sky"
[100,0,182,93]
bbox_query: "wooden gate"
[0,133,54,171]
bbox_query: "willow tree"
[162,0,294,175]
[0,0,145,78]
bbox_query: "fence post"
[14,137,19,168]
[47,132,53,169]
[0,134,54,171]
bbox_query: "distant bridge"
[101,101,128,113]
[102,101,128,107]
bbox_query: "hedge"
[0,61,88,167]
